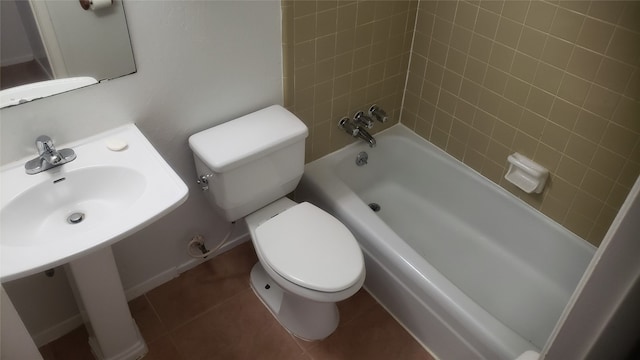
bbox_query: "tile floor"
[39,242,433,360]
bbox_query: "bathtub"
[296,124,595,360]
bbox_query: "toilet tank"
[189,105,308,221]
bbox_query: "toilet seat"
[254,202,363,293]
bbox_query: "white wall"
[542,176,640,359]
[0,0,283,342]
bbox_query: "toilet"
[188,105,365,340]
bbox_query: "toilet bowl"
[188,105,365,340]
[246,197,365,340]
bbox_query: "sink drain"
[368,203,381,212]
[67,212,85,224]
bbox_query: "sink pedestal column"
[66,246,147,360]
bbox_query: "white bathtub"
[296,124,595,360]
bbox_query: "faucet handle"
[35,135,54,154]
[353,111,374,128]
[338,117,360,136]
[369,104,388,123]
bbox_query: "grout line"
[398,0,422,127]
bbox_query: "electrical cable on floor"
[187,222,236,259]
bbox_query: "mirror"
[0,0,136,108]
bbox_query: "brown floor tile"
[144,335,184,360]
[145,242,257,330]
[39,344,55,360]
[128,295,167,343]
[335,288,379,326]
[40,242,432,360]
[38,326,93,360]
[303,305,433,360]
[170,289,308,360]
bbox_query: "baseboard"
[125,233,248,299]
[1,54,35,67]
[124,267,180,301]
[176,234,249,274]
[32,314,83,347]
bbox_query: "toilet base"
[250,263,339,341]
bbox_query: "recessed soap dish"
[504,153,549,194]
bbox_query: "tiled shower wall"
[282,0,417,161]
[283,0,640,246]
[403,0,640,245]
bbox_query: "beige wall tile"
[558,1,589,14]
[483,66,508,94]
[595,58,634,94]
[613,97,640,134]
[588,1,625,24]
[519,110,546,139]
[564,133,597,166]
[533,62,563,94]
[576,18,615,53]
[540,120,570,151]
[524,0,556,32]
[502,0,529,23]
[285,0,640,247]
[581,169,615,202]
[526,87,554,117]
[474,8,500,38]
[540,36,574,70]
[511,52,539,82]
[558,74,590,106]
[549,7,584,42]
[619,161,640,188]
[601,123,638,157]
[495,17,523,48]
[573,110,608,143]
[566,47,602,82]
[469,33,493,62]
[534,143,562,171]
[489,43,515,73]
[518,27,547,59]
[498,99,523,127]
[285,0,414,166]
[504,77,531,106]
[548,98,579,130]
[556,155,587,185]
[512,131,538,156]
[455,1,478,30]
[479,0,504,15]
[583,85,620,119]
[451,25,473,53]
[619,1,640,33]
[294,14,317,44]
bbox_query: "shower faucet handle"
[369,105,388,123]
[353,111,374,128]
[338,117,360,136]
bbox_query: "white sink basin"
[0,124,188,282]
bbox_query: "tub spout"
[356,126,376,148]
[338,117,376,147]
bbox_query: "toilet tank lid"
[189,105,308,172]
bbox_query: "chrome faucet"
[355,126,376,147]
[338,117,376,148]
[25,135,76,174]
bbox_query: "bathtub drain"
[368,203,381,212]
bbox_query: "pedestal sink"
[0,124,188,359]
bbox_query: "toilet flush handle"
[196,174,213,191]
